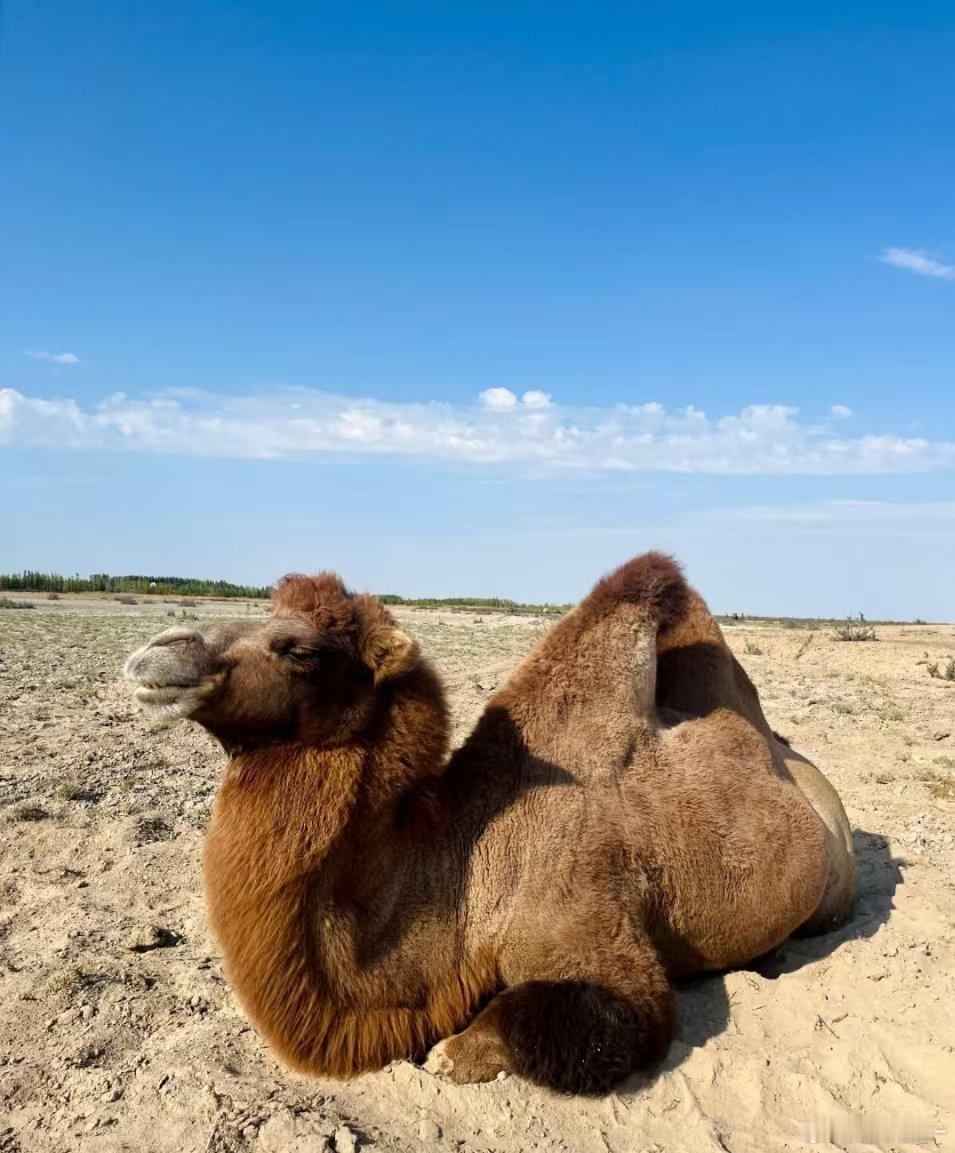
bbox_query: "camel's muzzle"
[123,627,217,720]
[123,627,208,686]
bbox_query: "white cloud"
[521,389,552,409]
[2,385,955,476]
[880,247,955,281]
[479,387,518,411]
[831,404,853,419]
[22,350,81,365]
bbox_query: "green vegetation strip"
[0,571,571,614]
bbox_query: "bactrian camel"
[122,553,856,1094]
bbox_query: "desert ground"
[1,593,953,1153]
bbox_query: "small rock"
[125,924,179,952]
[100,1088,122,1103]
[418,1117,441,1141]
[333,1124,358,1153]
[259,1110,330,1153]
[257,1110,299,1151]
[80,1004,95,1020]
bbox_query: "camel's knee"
[447,976,674,1095]
[444,930,676,1094]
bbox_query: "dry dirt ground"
[1,594,954,1153]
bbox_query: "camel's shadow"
[622,827,904,1088]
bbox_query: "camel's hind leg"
[774,738,857,934]
[655,585,858,936]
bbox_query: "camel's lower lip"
[133,684,193,703]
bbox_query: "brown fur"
[123,552,856,1094]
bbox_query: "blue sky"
[2,2,954,617]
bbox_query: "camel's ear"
[361,625,419,682]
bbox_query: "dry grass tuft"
[9,803,48,822]
[795,634,815,660]
[917,767,955,801]
[833,615,878,642]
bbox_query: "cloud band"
[2,386,952,475]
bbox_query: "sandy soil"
[1,595,954,1153]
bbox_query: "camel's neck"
[205,664,453,930]
[200,668,495,1074]
[202,741,365,1051]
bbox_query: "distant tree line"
[0,571,570,612]
[380,594,569,614]
[0,571,271,598]
[380,594,518,608]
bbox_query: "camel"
[122,554,856,1095]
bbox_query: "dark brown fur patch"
[491,979,674,1095]
[272,573,359,641]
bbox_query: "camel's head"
[122,574,420,751]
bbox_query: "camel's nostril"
[149,628,203,648]
[122,627,210,686]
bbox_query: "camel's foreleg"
[426,926,674,1094]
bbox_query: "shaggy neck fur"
[202,664,497,1075]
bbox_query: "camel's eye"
[289,646,320,662]
[273,638,322,664]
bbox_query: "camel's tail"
[580,551,689,633]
